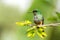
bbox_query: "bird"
[32,9,47,38]
[16,9,47,38]
[33,9,44,26]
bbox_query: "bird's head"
[33,9,41,15]
[33,9,38,15]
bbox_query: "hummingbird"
[33,9,44,26]
[16,9,47,38]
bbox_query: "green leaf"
[37,27,47,38]
[27,28,35,38]
[37,30,47,38]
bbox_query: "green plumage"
[35,13,43,20]
[33,10,44,25]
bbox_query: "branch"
[38,23,60,27]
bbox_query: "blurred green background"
[0,0,60,40]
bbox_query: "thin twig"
[38,23,60,27]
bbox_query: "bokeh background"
[0,0,60,40]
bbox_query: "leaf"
[37,27,47,38]
[27,32,35,38]
[27,28,35,38]
[37,27,46,32]
[24,20,32,25]
[37,27,44,32]
[16,22,25,26]
[37,31,47,38]
[16,20,32,26]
